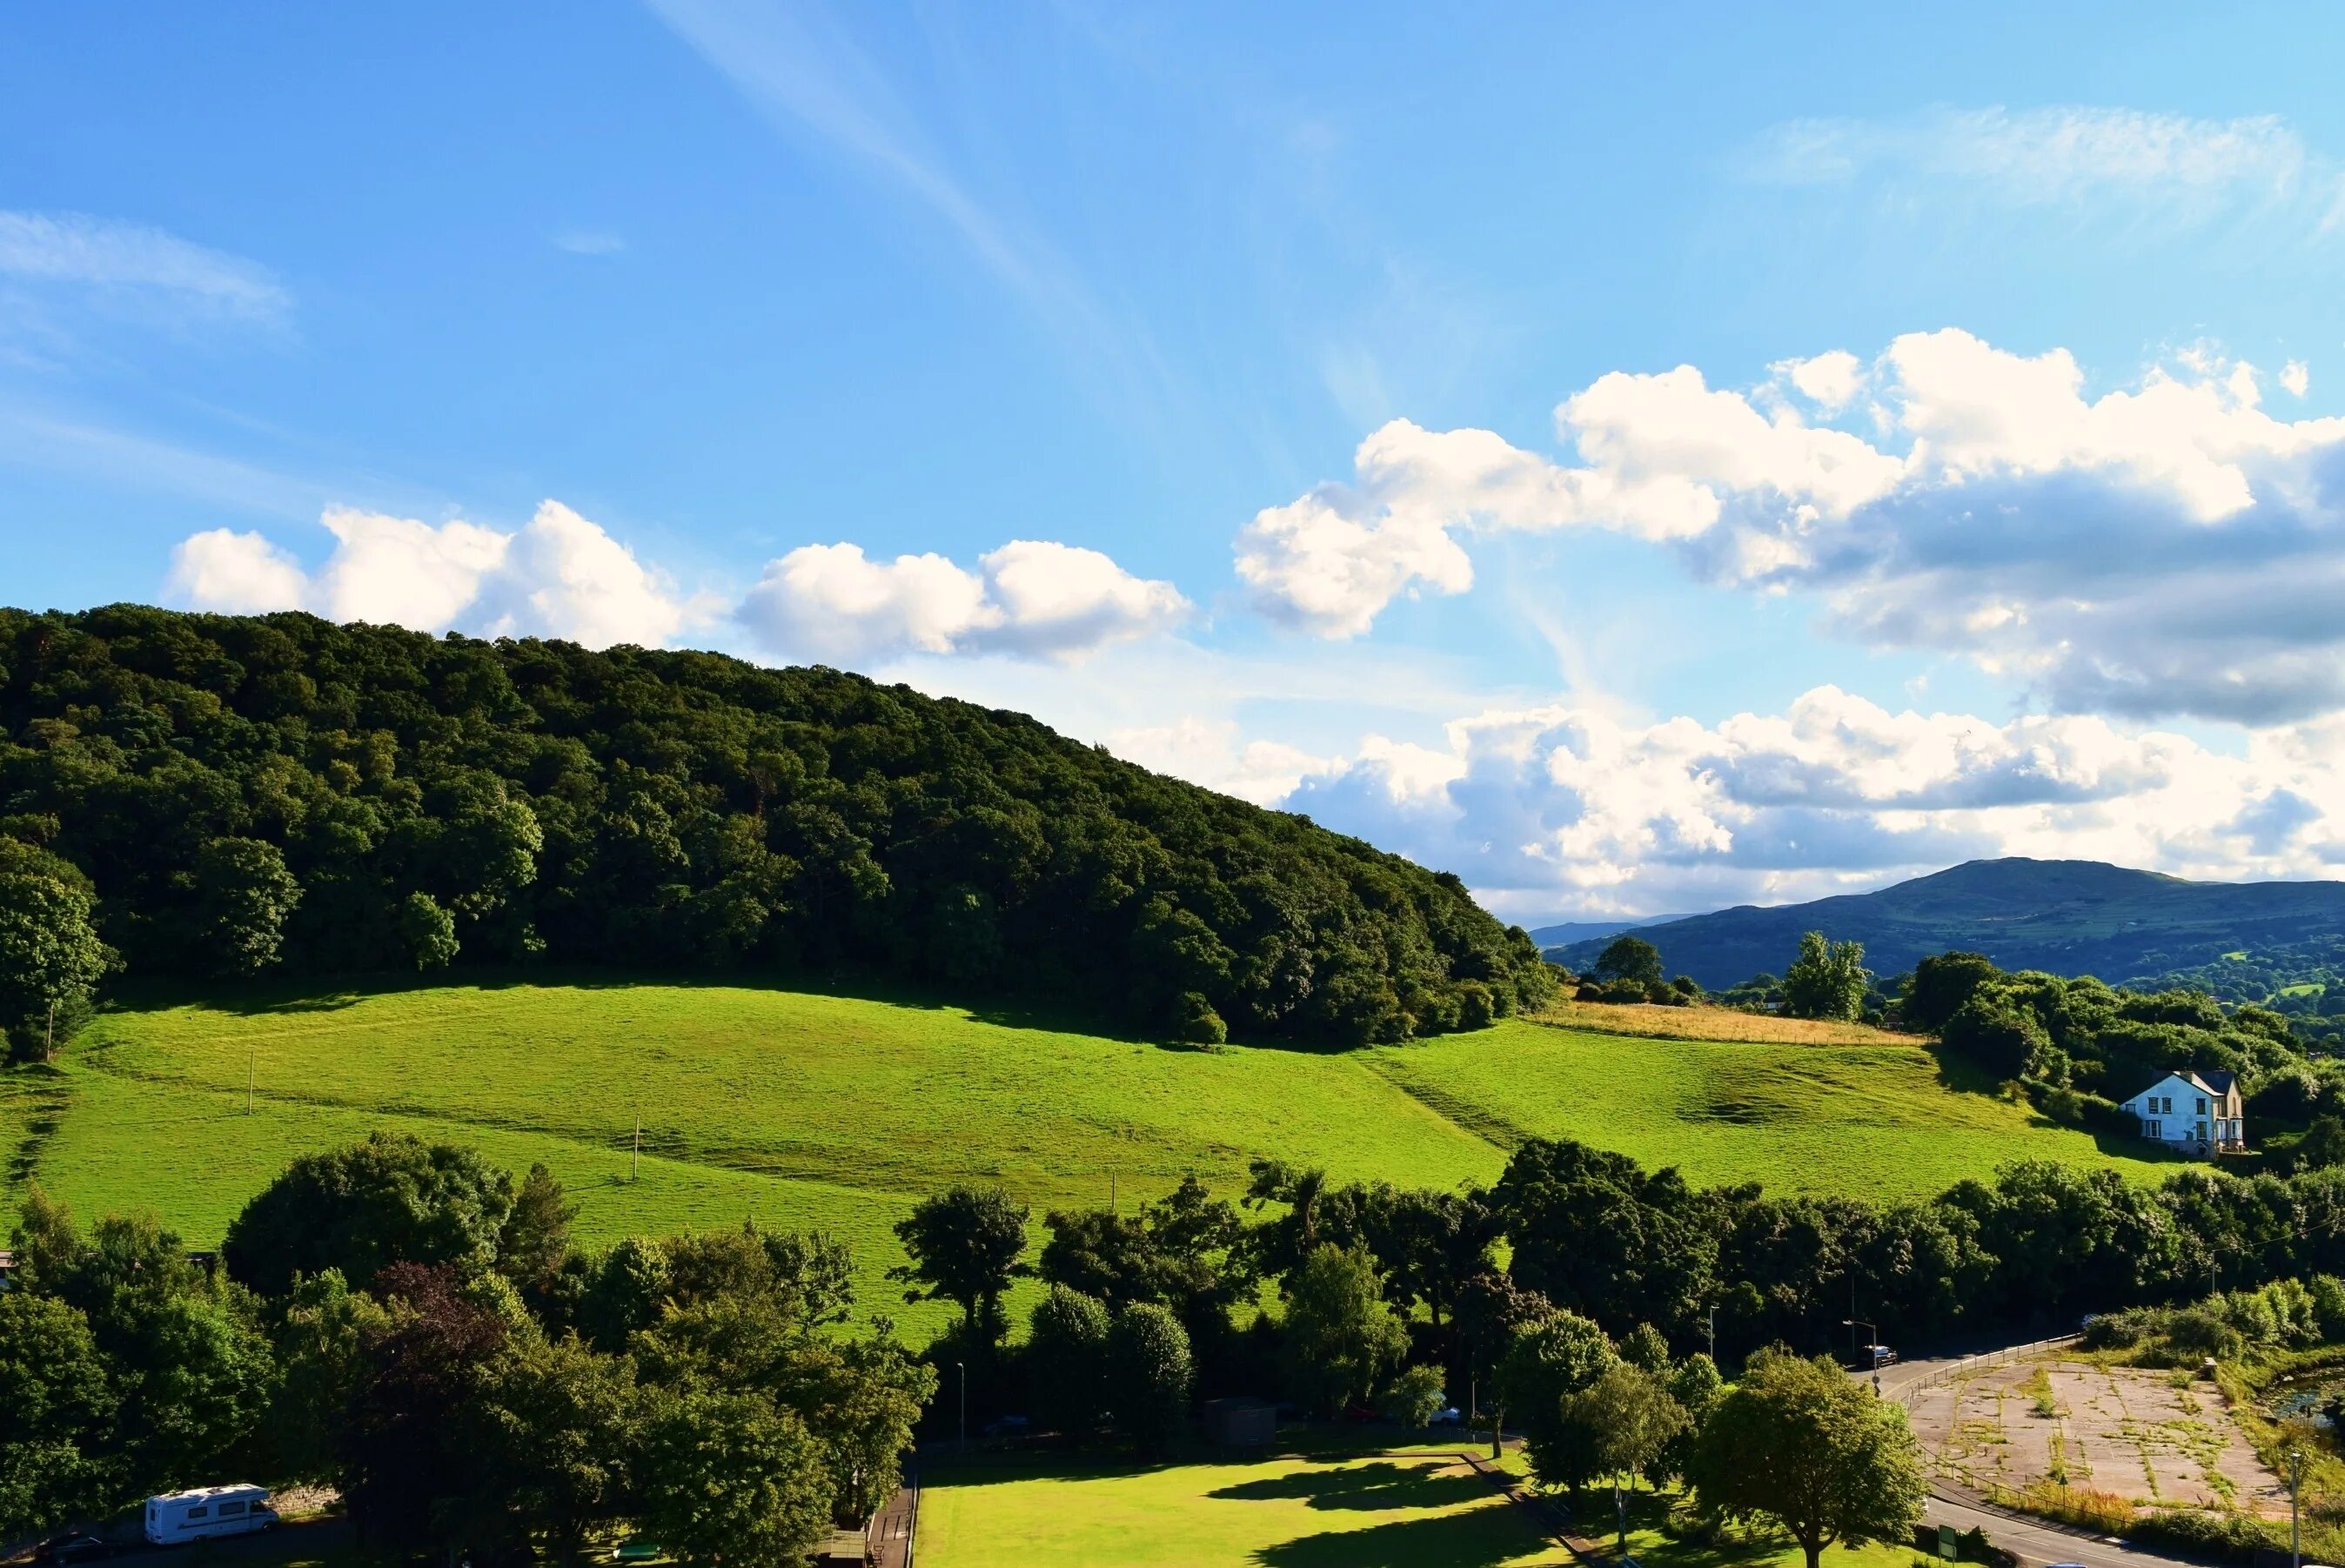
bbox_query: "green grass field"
[2,977,2170,1336]
[917,1447,1931,1568]
[918,1445,1574,1567]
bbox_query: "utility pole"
[957,1360,968,1454]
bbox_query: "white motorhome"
[144,1484,278,1545]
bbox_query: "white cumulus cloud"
[164,501,703,648]
[1240,328,2345,724]
[739,539,1187,665]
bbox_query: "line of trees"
[888,1133,2345,1462]
[2,1133,932,1564]
[0,604,1553,1056]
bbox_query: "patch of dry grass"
[1527,997,1913,1047]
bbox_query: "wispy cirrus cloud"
[646,0,1097,330]
[0,210,290,322]
[1741,105,2344,235]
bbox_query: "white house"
[2121,1070,2247,1156]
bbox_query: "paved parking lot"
[1906,1357,2287,1517]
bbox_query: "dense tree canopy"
[0,605,1551,1048]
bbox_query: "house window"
[2144,1120,2161,1139]
[2195,1097,2208,1114]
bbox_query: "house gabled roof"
[2129,1069,2244,1103]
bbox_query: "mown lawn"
[917,1445,1573,1568]
[918,1449,1936,1568]
[3,976,2169,1337]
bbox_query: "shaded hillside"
[0,605,1549,1047]
[1552,857,2345,989]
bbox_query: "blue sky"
[13,2,2345,919]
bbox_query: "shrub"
[2127,1508,2280,1562]
[1943,990,2053,1079]
[1173,992,1228,1046]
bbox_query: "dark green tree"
[1780,931,1868,1021]
[498,1162,579,1292]
[1592,935,1664,988]
[1904,951,2000,1034]
[191,835,302,977]
[0,845,112,1062]
[1107,1302,1193,1455]
[889,1186,1030,1341]
[637,1387,832,1568]
[1561,1363,1688,1546]
[1497,1308,1617,1500]
[0,1291,118,1534]
[223,1131,517,1297]
[265,1269,390,1484]
[476,1334,639,1565]
[1027,1284,1111,1438]
[1278,1243,1408,1417]
[1940,988,2054,1080]
[1690,1348,1926,1568]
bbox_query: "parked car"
[36,1534,113,1565]
[1341,1404,1377,1424]
[982,1414,1031,1439]
[1427,1406,1464,1426]
[1859,1343,1897,1369]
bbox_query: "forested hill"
[0,605,1550,1049]
[1554,856,2345,990]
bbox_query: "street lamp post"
[957,1360,967,1455]
[2291,1448,2305,1568]
[1842,1317,1879,1370]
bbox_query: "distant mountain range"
[1545,858,2345,991]
[1526,914,1701,948]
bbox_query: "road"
[1874,1348,2217,1568]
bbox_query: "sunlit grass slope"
[4,978,2169,1336]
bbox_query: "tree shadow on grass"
[1210,1459,1491,1511]
[1251,1506,1554,1568]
